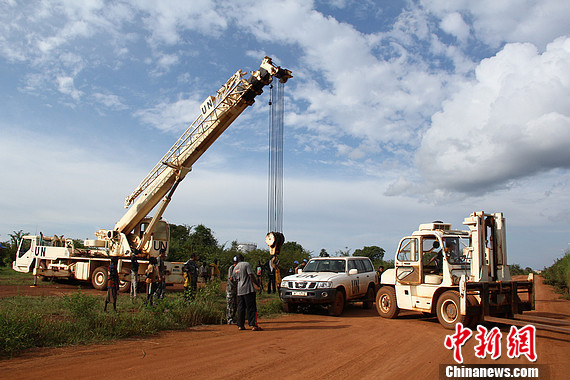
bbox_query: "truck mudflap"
[463,273,535,319]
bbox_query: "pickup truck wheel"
[436,290,470,329]
[282,301,298,313]
[362,286,375,309]
[328,289,345,316]
[376,286,399,319]
[91,266,108,291]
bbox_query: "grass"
[542,251,570,299]
[0,266,34,286]
[0,268,285,358]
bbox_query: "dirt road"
[1,276,568,379]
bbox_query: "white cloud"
[231,0,450,155]
[134,96,203,133]
[57,75,82,100]
[415,37,570,194]
[422,0,570,49]
[0,128,139,239]
[93,92,127,110]
[439,12,470,43]
[135,0,227,45]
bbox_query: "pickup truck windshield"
[303,259,346,273]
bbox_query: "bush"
[0,286,228,358]
[542,251,570,298]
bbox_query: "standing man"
[200,262,209,283]
[267,258,276,294]
[226,256,238,324]
[297,259,307,273]
[145,257,159,306]
[377,266,384,280]
[255,260,264,292]
[156,249,167,299]
[104,257,119,312]
[130,250,139,300]
[210,259,220,280]
[272,254,281,292]
[233,254,262,331]
[182,253,198,298]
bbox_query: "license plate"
[292,291,307,296]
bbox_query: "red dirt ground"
[0,276,568,379]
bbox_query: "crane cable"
[268,81,285,233]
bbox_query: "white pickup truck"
[279,257,378,316]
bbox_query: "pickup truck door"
[355,259,373,294]
[347,260,361,297]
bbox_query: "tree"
[189,224,218,248]
[1,230,29,266]
[353,246,385,262]
[335,247,351,257]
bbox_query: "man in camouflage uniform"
[226,256,238,324]
[183,253,198,298]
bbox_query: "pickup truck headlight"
[316,281,332,289]
[280,280,288,288]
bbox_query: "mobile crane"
[13,57,292,291]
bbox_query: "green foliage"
[277,241,311,274]
[0,285,228,358]
[0,230,29,267]
[258,293,284,316]
[353,245,385,262]
[335,247,352,256]
[509,263,534,276]
[167,223,221,264]
[542,251,570,298]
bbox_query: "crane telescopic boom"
[89,57,292,256]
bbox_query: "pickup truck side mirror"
[349,268,358,275]
[298,269,303,274]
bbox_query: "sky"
[1,0,569,269]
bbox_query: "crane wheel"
[376,286,399,319]
[91,266,108,291]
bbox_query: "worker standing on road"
[267,258,276,293]
[145,257,159,306]
[272,255,281,292]
[130,250,140,300]
[226,256,238,324]
[233,254,262,331]
[104,256,119,312]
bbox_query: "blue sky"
[1,0,569,269]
